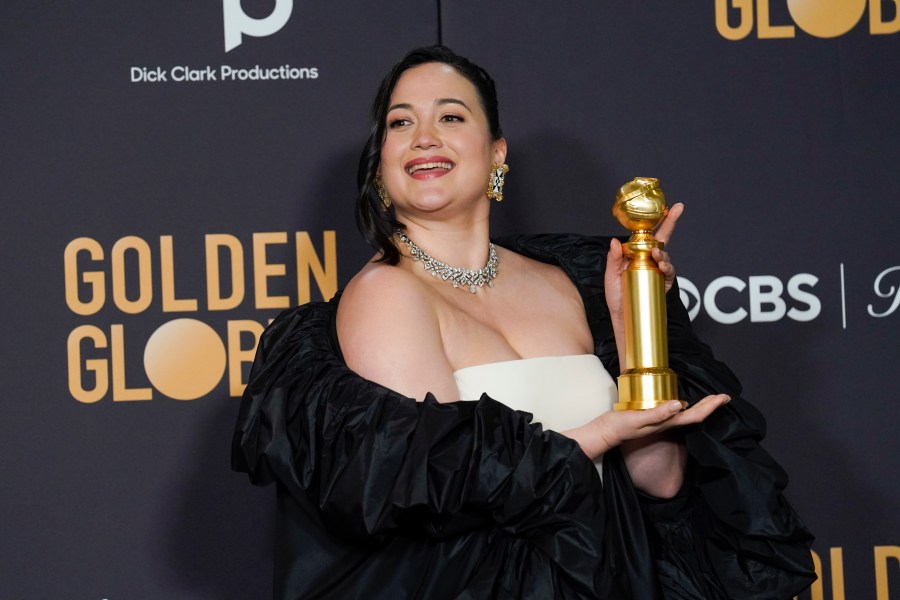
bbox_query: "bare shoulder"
[337,263,437,356]
[499,248,583,303]
[338,261,434,331]
[336,262,459,401]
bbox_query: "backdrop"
[2,2,899,598]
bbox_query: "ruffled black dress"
[232,234,815,599]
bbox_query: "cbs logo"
[223,0,293,52]
[716,0,900,39]
[678,273,821,324]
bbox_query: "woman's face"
[379,62,506,220]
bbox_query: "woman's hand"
[564,393,730,461]
[564,393,730,497]
[604,202,684,324]
[605,202,684,377]
[650,200,683,291]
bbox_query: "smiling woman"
[377,62,505,225]
[232,45,816,599]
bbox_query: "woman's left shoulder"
[500,246,571,282]
[496,247,585,311]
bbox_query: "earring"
[375,178,391,209]
[486,163,509,202]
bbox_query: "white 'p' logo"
[223,0,293,52]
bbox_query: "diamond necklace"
[397,231,499,294]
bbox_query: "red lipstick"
[404,156,455,179]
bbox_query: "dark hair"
[355,45,503,264]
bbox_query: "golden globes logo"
[716,0,900,39]
[64,231,337,403]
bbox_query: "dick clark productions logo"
[223,0,293,52]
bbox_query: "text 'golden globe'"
[715,0,900,39]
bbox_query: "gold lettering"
[110,324,152,401]
[875,546,900,600]
[795,547,849,600]
[160,235,198,312]
[296,230,337,304]
[757,0,796,38]
[870,0,900,34]
[795,550,824,600]
[253,232,290,309]
[64,238,105,316]
[830,547,846,600]
[67,325,108,403]
[716,0,754,40]
[206,234,245,311]
[227,320,265,396]
[111,236,153,314]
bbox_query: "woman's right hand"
[562,393,730,460]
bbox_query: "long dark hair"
[356,45,504,264]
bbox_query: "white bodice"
[453,354,617,473]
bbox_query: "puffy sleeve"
[497,233,816,600]
[625,282,816,600]
[596,265,815,599]
[231,298,611,596]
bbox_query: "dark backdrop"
[2,2,898,598]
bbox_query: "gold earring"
[375,178,391,209]
[486,163,509,202]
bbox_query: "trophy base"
[614,368,679,411]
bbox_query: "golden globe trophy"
[612,177,679,411]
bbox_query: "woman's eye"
[441,114,464,123]
[388,118,411,128]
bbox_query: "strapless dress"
[454,354,617,472]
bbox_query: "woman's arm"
[598,204,729,498]
[337,263,461,403]
[492,230,815,597]
[233,298,610,595]
[562,395,729,471]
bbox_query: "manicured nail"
[668,401,683,412]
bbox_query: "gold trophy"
[612,177,679,410]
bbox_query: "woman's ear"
[492,138,507,165]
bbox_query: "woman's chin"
[400,197,489,220]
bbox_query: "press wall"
[2,2,899,598]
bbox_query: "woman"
[233,46,814,599]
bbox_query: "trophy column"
[612,178,679,411]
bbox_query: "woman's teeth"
[407,162,453,174]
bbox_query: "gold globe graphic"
[787,0,867,38]
[143,318,227,400]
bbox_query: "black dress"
[232,234,815,599]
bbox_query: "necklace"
[397,231,499,294]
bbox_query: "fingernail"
[668,401,683,413]
[723,395,731,403]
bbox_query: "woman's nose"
[412,121,440,150]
